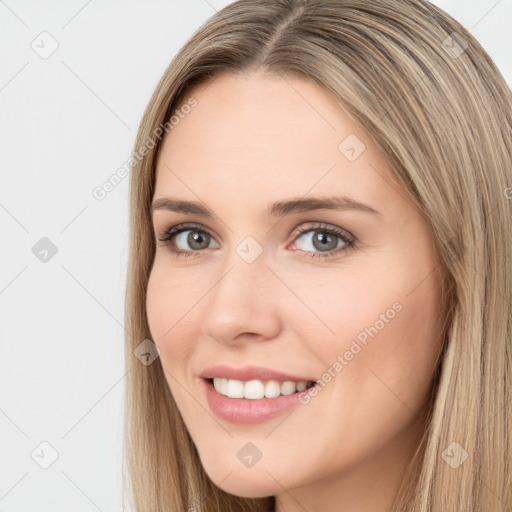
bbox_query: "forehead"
[154,71,395,214]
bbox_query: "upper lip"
[199,364,316,383]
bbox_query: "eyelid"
[156,222,218,243]
[289,222,355,255]
[292,221,354,241]
[156,221,353,241]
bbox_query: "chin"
[200,457,285,498]
[214,478,278,499]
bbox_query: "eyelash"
[156,222,356,260]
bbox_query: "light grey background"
[0,1,510,511]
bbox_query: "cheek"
[294,258,444,406]
[329,266,445,414]
[145,261,208,426]
[145,260,202,369]
[285,266,444,471]
[381,279,445,396]
[278,265,405,356]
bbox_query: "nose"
[201,249,282,347]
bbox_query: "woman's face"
[147,71,447,509]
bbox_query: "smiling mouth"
[207,377,316,400]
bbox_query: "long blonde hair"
[123,1,512,510]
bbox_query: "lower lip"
[202,378,314,424]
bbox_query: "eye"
[290,223,355,259]
[156,223,219,258]
[156,222,355,259]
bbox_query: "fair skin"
[146,70,447,512]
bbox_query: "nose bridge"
[201,241,281,344]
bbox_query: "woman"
[123,1,512,510]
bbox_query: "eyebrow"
[152,195,381,218]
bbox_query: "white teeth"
[213,377,228,395]
[264,380,281,398]
[296,381,307,392]
[280,381,296,395]
[212,378,311,399]
[244,380,265,399]
[226,379,244,398]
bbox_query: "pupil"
[313,232,336,251]
[188,231,209,249]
